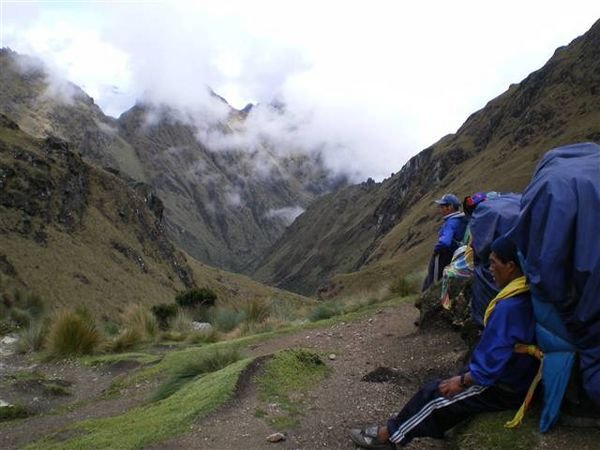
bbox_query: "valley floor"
[1,300,599,449]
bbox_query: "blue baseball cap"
[434,193,460,208]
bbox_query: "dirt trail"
[2,300,599,449]
[149,301,464,449]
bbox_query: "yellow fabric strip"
[505,344,544,428]
[483,276,529,326]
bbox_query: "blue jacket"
[433,211,467,254]
[468,292,538,393]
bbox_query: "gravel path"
[151,301,464,449]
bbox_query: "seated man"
[421,194,467,292]
[350,236,539,449]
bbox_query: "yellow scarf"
[483,276,529,326]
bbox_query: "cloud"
[265,206,305,225]
[3,0,600,181]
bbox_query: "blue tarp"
[509,142,600,413]
[469,193,522,325]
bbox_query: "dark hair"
[490,235,522,271]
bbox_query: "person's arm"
[434,220,455,253]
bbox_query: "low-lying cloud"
[265,206,305,225]
[3,1,600,181]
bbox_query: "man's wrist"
[460,373,468,388]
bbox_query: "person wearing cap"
[349,235,539,449]
[421,193,468,292]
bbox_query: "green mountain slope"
[254,18,600,296]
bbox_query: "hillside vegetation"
[0,115,308,321]
[254,18,600,296]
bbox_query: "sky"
[1,0,599,181]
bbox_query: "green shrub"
[46,309,101,358]
[175,288,217,309]
[209,307,245,332]
[308,302,342,322]
[151,303,178,330]
[151,348,240,401]
[390,276,418,297]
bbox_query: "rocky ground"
[1,300,599,449]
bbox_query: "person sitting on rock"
[421,193,467,292]
[350,235,539,449]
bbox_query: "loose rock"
[266,432,286,443]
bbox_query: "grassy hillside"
[254,18,600,296]
[0,115,309,321]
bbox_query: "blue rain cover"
[509,142,600,411]
[469,193,522,325]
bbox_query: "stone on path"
[266,432,286,443]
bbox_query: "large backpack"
[509,142,600,431]
[468,193,522,326]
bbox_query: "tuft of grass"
[308,301,342,322]
[80,352,161,368]
[9,307,31,328]
[169,311,193,333]
[110,328,143,353]
[46,309,101,358]
[17,319,48,353]
[270,297,306,322]
[0,403,30,421]
[25,358,252,450]
[210,306,245,332]
[240,319,275,336]
[151,348,241,402]
[44,382,71,396]
[186,329,220,345]
[389,276,418,297]
[121,304,159,339]
[453,410,539,450]
[242,298,271,324]
[255,349,331,428]
[109,304,159,352]
[23,294,45,319]
[159,331,187,342]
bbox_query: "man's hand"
[438,376,463,398]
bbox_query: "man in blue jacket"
[350,236,539,449]
[421,194,467,292]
